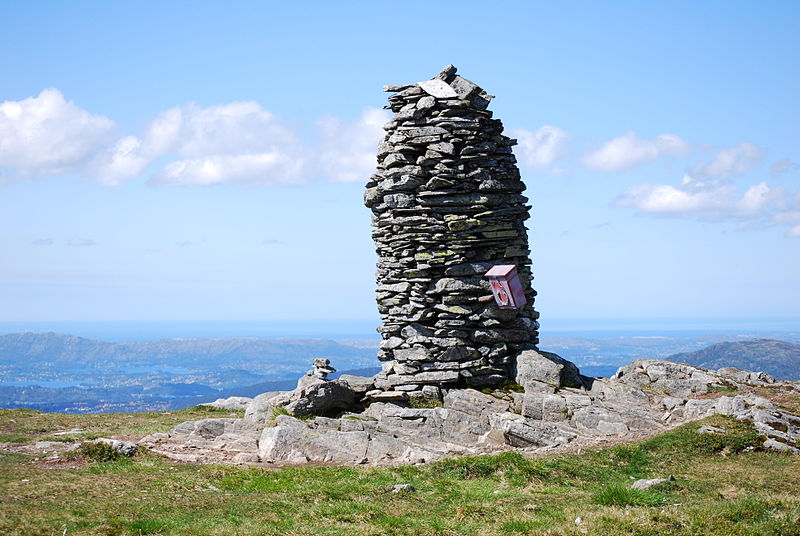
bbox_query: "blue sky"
[1,1,798,329]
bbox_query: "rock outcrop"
[365,65,540,396]
[141,356,800,466]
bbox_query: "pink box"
[484,264,527,309]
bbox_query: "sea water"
[1,317,796,342]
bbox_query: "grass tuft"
[592,483,667,506]
[501,520,539,534]
[126,517,173,534]
[408,397,443,409]
[75,441,122,462]
[432,451,535,482]
[719,496,779,524]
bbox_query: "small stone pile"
[365,65,539,398]
[308,358,336,380]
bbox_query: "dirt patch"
[35,457,84,470]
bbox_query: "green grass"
[0,405,242,444]
[408,397,444,409]
[592,483,667,506]
[0,411,798,535]
[72,441,124,462]
[481,379,525,396]
[706,380,739,395]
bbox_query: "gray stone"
[696,425,726,435]
[432,277,484,294]
[443,388,510,418]
[449,75,481,99]
[259,416,370,464]
[494,414,563,448]
[91,438,138,456]
[380,337,404,350]
[417,79,458,98]
[522,393,567,421]
[515,350,584,389]
[388,370,460,385]
[572,407,629,435]
[284,378,356,417]
[232,452,260,464]
[632,476,675,490]
[434,64,457,81]
[391,484,416,493]
[718,367,776,384]
[384,193,413,208]
[201,396,253,411]
[244,391,285,423]
[339,374,375,394]
[393,347,432,361]
[421,385,441,399]
[364,390,408,402]
[763,438,800,454]
[444,262,495,276]
[417,96,436,110]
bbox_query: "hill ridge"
[668,338,800,380]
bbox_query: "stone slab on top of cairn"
[365,65,540,401]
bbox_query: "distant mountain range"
[668,338,800,380]
[0,332,379,412]
[2,332,798,413]
[0,332,376,370]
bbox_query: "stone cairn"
[365,65,539,401]
[308,358,336,380]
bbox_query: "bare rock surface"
[200,396,253,411]
[140,356,800,466]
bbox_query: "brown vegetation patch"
[755,386,800,414]
[35,457,83,470]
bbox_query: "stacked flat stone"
[309,358,336,380]
[365,65,540,398]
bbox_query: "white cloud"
[618,174,800,237]
[692,142,763,178]
[582,132,689,172]
[31,238,53,246]
[0,89,116,182]
[1,89,392,187]
[67,238,95,246]
[618,174,777,217]
[509,126,570,170]
[771,158,799,177]
[88,135,150,186]
[316,108,388,182]
[618,178,728,215]
[143,101,301,158]
[151,152,306,187]
[142,101,309,187]
[737,181,773,216]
